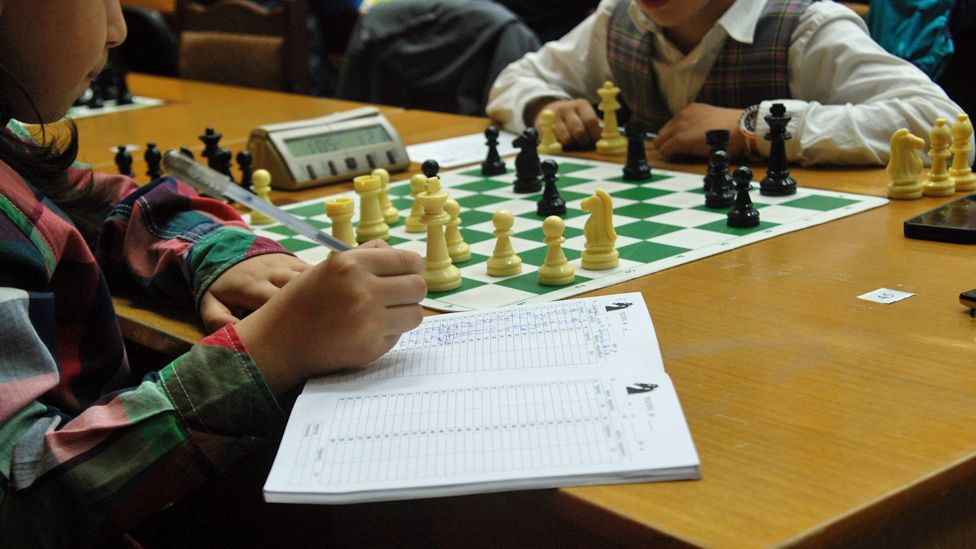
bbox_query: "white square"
[649,228,734,248]
[647,208,726,227]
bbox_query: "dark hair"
[0,67,116,244]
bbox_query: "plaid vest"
[607,0,812,132]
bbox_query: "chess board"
[67,96,163,120]
[249,156,888,312]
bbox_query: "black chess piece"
[512,127,542,193]
[728,166,760,228]
[704,150,734,209]
[703,129,731,191]
[114,145,135,178]
[179,147,195,160]
[622,121,652,181]
[236,150,254,191]
[114,68,133,105]
[421,159,440,179]
[537,159,567,216]
[199,127,222,167]
[86,77,104,109]
[759,103,797,196]
[214,147,234,180]
[481,126,507,176]
[144,142,163,181]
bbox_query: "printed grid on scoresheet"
[249,156,888,311]
[289,378,623,486]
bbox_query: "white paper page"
[405,131,518,169]
[265,294,699,504]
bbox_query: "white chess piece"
[581,188,619,269]
[949,113,976,192]
[596,81,626,156]
[404,173,427,233]
[248,169,274,225]
[354,174,390,242]
[886,128,925,200]
[538,216,575,286]
[923,118,954,197]
[372,168,400,224]
[419,177,461,292]
[537,109,563,154]
[486,209,522,276]
[444,199,470,264]
[325,196,357,248]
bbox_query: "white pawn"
[486,209,522,277]
[886,128,925,200]
[596,81,626,156]
[581,188,619,270]
[949,113,976,192]
[325,196,357,248]
[444,199,470,263]
[419,176,461,292]
[354,174,389,242]
[404,173,427,233]
[538,216,575,286]
[248,169,274,225]
[373,168,400,224]
[923,118,954,197]
[537,109,563,154]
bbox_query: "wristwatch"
[738,104,760,157]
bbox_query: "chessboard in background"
[68,65,163,120]
[248,156,888,312]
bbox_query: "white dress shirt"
[486,0,969,166]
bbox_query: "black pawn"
[114,145,135,178]
[622,121,652,181]
[179,147,195,160]
[199,127,222,166]
[759,103,797,196]
[114,68,133,105]
[512,127,542,193]
[481,126,506,176]
[421,159,440,179]
[728,166,760,228]
[704,149,734,209]
[537,159,566,216]
[236,150,254,191]
[703,129,730,191]
[214,147,234,180]
[144,142,163,181]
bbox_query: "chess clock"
[247,107,410,190]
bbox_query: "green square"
[459,228,496,244]
[554,162,595,175]
[780,195,859,211]
[277,237,319,253]
[263,225,299,237]
[615,202,679,219]
[391,197,413,210]
[387,183,413,197]
[695,219,779,235]
[453,178,511,193]
[519,245,581,266]
[457,193,511,209]
[607,172,675,185]
[615,220,684,239]
[426,276,486,297]
[451,252,489,267]
[617,241,690,262]
[514,225,584,242]
[285,202,328,218]
[459,210,494,226]
[611,187,674,201]
[496,270,591,294]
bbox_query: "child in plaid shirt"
[487,0,968,165]
[0,1,425,546]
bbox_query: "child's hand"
[199,254,310,332]
[653,103,745,160]
[530,98,602,147]
[234,240,427,396]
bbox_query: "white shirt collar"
[627,0,766,45]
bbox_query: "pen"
[162,150,352,252]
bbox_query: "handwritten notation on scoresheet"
[317,300,620,384]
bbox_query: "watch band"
[738,104,760,157]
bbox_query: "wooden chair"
[175,0,309,93]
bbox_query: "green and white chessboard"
[249,156,887,312]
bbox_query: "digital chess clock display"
[284,125,392,157]
[247,107,410,190]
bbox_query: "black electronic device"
[903,193,976,244]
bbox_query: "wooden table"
[75,74,976,547]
